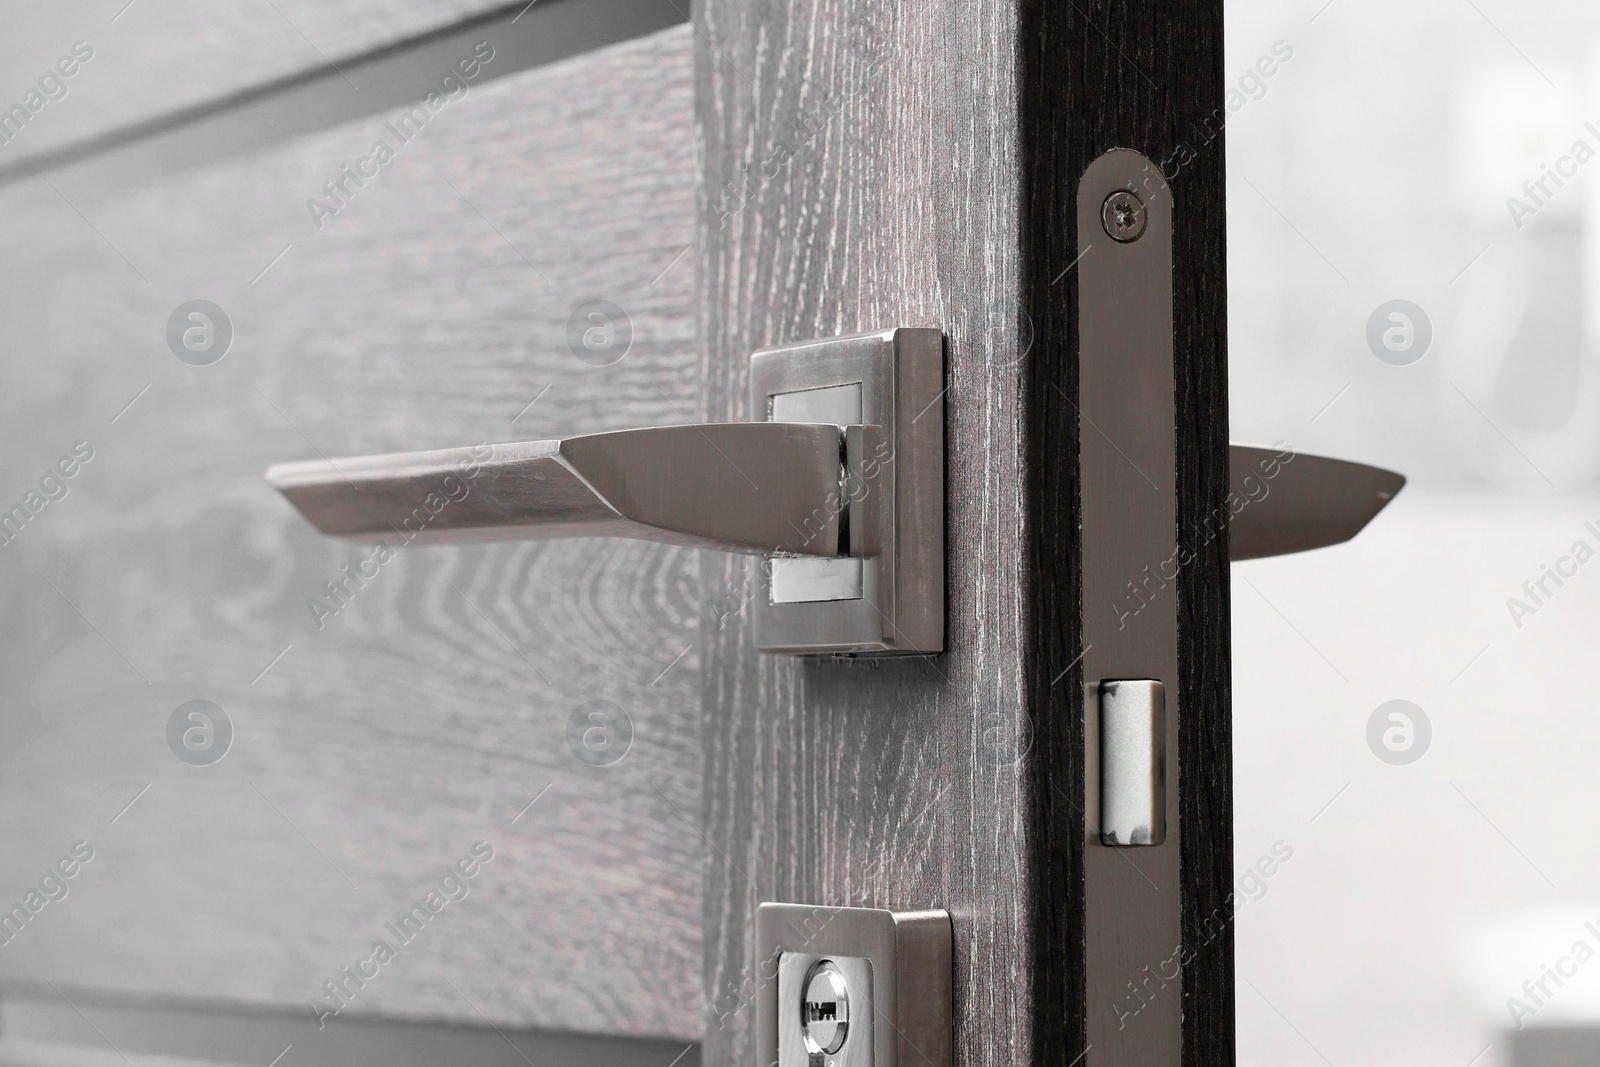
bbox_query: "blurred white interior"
[1227,1,1600,1064]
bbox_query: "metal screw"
[1101,190,1147,243]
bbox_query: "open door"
[0,1,1423,1065]
[693,3,1236,1066]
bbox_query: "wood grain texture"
[0,26,703,1039]
[697,2,1231,1066]
[694,3,1035,1064]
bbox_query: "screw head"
[801,961,850,1056]
[1101,190,1147,243]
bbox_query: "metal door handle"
[263,321,1405,657]
[267,422,858,557]
[266,327,947,656]
[1228,445,1405,560]
[269,432,1402,561]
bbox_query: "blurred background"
[1227,0,1600,1064]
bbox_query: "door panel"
[0,0,679,173]
[694,2,1035,1062]
[0,0,1240,1061]
[0,995,695,1067]
[0,0,518,163]
[694,2,1232,1065]
[0,24,702,1040]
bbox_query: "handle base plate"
[750,327,945,655]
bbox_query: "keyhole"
[800,961,850,1056]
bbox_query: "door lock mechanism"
[800,960,852,1055]
[786,955,870,1066]
[757,903,951,1067]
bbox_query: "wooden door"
[695,2,1232,1066]
[0,1,1231,1065]
[0,8,704,1066]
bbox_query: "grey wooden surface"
[0,0,691,190]
[695,3,1233,1067]
[0,993,700,1067]
[0,0,520,165]
[0,25,704,1040]
[694,3,1035,1064]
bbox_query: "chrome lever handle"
[1227,445,1406,560]
[266,325,945,656]
[266,422,853,557]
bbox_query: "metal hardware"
[757,903,951,1067]
[1101,189,1147,243]
[264,328,946,656]
[1078,152,1409,1065]
[750,327,945,655]
[799,960,854,1056]
[1098,680,1166,846]
[768,383,866,606]
[783,954,871,1067]
[1079,148,1181,1066]
[1228,445,1406,560]
[267,424,846,556]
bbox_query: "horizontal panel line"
[0,0,687,190]
[0,983,701,1067]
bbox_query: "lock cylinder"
[801,961,850,1056]
[759,903,950,1067]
